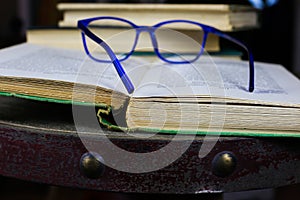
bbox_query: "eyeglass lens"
[84,19,207,63]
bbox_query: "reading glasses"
[78,16,255,94]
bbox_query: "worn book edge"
[96,102,300,138]
[1,90,299,138]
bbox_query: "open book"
[0,43,299,137]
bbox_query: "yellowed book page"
[131,56,300,107]
[0,43,144,94]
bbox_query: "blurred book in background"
[27,3,260,60]
[57,3,259,31]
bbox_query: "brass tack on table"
[80,152,105,179]
[212,151,237,178]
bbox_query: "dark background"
[0,1,299,199]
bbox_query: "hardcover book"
[57,3,259,31]
[26,28,221,52]
[0,43,299,137]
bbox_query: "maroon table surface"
[0,96,299,194]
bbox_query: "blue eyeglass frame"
[78,16,255,94]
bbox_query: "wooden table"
[0,96,299,199]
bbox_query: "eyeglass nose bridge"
[136,26,155,33]
[134,26,159,54]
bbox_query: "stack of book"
[27,3,259,59]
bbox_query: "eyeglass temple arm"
[78,21,135,94]
[207,28,255,92]
[100,42,135,94]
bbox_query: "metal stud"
[80,152,105,179]
[212,151,237,178]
